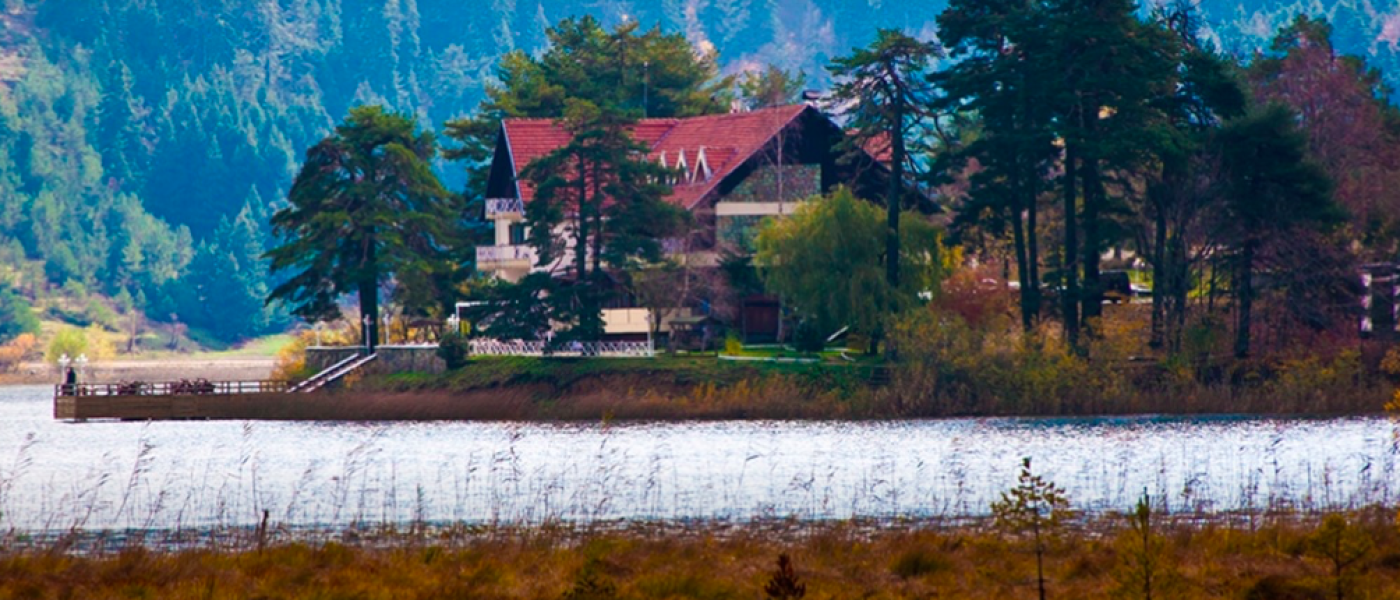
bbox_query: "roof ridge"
[501,116,684,124]
[676,104,811,209]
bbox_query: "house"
[475,104,928,340]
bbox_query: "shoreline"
[16,354,1397,421]
[41,384,1397,422]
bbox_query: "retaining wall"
[306,345,446,375]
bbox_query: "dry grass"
[2,512,1399,599]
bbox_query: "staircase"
[867,366,891,387]
[289,352,378,393]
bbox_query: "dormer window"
[695,146,712,182]
[675,150,689,184]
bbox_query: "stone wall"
[305,345,446,375]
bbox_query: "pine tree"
[518,99,680,341]
[936,0,1059,332]
[443,15,731,201]
[1216,104,1341,358]
[266,106,455,349]
[828,29,940,290]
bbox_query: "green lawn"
[369,353,880,395]
[201,334,296,358]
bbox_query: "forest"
[4,0,1400,348]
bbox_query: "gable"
[495,104,814,209]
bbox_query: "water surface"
[0,385,1395,531]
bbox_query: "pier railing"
[55,380,290,398]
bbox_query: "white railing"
[476,244,536,266]
[660,237,686,254]
[485,197,524,219]
[469,339,655,358]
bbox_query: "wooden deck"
[54,381,290,421]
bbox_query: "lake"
[0,384,1396,532]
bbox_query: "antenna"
[643,60,650,118]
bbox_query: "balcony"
[485,197,524,220]
[476,244,536,271]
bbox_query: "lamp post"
[362,315,371,352]
[314,321,323,347]
[75,354,88,381]
[383,313,393,345]
[58,353,71,378]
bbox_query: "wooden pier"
[54,380,291,421]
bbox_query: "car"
[1102,271,1134,304]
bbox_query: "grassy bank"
[3,511,1399,599]
[345,352,1394,421]
[354,356,881,420]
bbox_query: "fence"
[55,380,290,398]
[468,339,655,358]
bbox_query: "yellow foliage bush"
[83,324,116,361]
[271,322,360,382]
[887,307,1133,416]
[44,328,87,364]
[1268,349,1365,412]
[1380,345,1400,380]
[0,333,37,372]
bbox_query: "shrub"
[84,297,121,330]
[84,324,117,360]
[272,331,314,382]
[272,322,360,381]
[992,457,1069,600]
[764,554,805,599]
[1245,574,1323,600]
[0,333,38,372]
[792,320,826,354]
[45,328,87,364]
[887,308,1126,416]
[0,284,39,342]
[1305,514,1372,600]
[930,267,1015,329]
[437,332,470,370]
[892,548,949,579]
[562,564,617,600]
[723,333,743,356]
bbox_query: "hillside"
[2,0,1400,349]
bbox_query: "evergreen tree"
[936,0,1059,332]
[1216,104,1341,358]
[518,99,681,341]
[828,29,940,289]
[1044,0,1178,347]
[1136,5,1246,351]
[443,15,732,202]
[266,106,455,349]
[739,65,806,109]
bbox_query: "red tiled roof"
[501,104,810,210]
[859,131,893,164]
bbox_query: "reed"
[1,510,1398,599]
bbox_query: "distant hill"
[1,0,1398,343]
